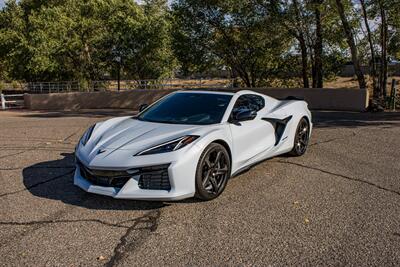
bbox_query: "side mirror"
[139,104,149,112]
[234,109,257,122]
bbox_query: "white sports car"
[74,90,312,201]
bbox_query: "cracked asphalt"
[0,109,399,266]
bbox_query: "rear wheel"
[289,117,310,156]
[195,143,231,201]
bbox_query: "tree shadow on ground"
[22,153,165,210]
[21,109,137,118]
[312,111,400,128]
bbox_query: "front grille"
[77,160,131,188]
[77,159,171,190]
[138,164,171,191]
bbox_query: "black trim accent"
[284,96,304,101]
[262,115,293,146]
[77,159,171,190]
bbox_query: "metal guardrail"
[22,79,235,93]
[1,93,25,110]
[27,81,80,93]
[91,78,235,91]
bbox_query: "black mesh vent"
[138,164,171,191]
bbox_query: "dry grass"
[326,75,399,89]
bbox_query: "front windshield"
[137,92,232,125]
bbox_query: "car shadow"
[22,153,165,210]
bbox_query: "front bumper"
[74,147,202,201]
[74,169,193,201]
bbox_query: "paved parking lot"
[0,109,399,266]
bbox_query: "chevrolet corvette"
[74,90,312,201]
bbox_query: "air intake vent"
[138,164,171,191]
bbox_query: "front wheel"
[195,143,231,201]
[289,117,310,156]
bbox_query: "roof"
[177,90,235,96]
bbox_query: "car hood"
[82,116,204,156]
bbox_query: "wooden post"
[390,79,397,110]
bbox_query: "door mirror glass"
[139,104,149,112]
[234,109,257,122]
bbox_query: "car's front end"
[74,147,202,201]
[73,119,207,201]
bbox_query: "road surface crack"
[309,132,356,147]
[0,165,75,171]
[63,131,78,142]
[105,210,162,267]
[277,160,400,197]
[0,149,35,160]
[0,218,129,229]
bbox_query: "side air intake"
[262,116,293,146]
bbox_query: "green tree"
[0,0,30,80]
[335,0,367,89]
[172,0,292,87]
[0,0,176,84]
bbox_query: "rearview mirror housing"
[234,110,257,122]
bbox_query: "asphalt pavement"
[0,109,399,266]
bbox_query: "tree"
[172,0,291,87]
[0,0,176,84]
[335,0,366,89]
[379,0,388,97]
[103,0,175,83]
[312,0,324,88]
[283,0,310,88]
[360,0,378,97]
[0,0,30,80]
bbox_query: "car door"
[229,94,276,169]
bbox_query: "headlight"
[136,135,199,156]
[80,124,96,146]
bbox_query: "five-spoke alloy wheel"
[195,143,231,200]
[289,117,310,156]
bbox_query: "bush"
[11,81,19,89]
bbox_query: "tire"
[289,117,310,156]
[195,143,231,201]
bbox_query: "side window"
[232,94,265,116]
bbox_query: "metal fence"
[91,78,235,91]
[27,81,81,93]
[1,93,25,110]
[9,78,234,93]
